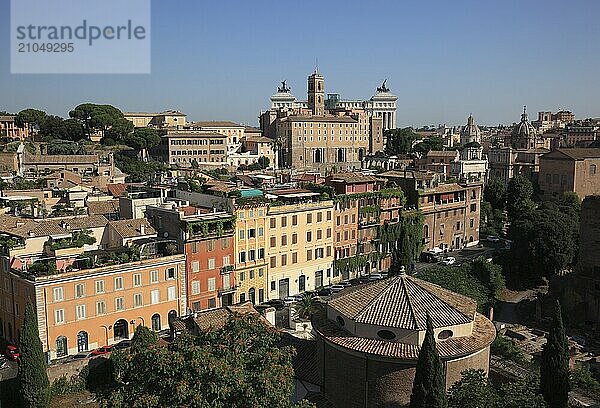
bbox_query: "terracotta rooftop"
[191,121,244,128]
[87,199,120,216]
[23,153,98,164]
[546,148,600,160]
[421,183,465,194]
[328,274,475,331]
[107,183,127,197]
[108,218,156,238]
[0,214,108,239]
[427,150,458,156]
[280,334,320,386]
[314,311,495,360]
[327,172,383,184]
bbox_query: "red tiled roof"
[107,183,127,197]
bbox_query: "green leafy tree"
[385,127,419,155]
[258,155,270,169]
[69,103,133,141]
[448,369,498,408]
[105,314,314,408]
[500,376,547,408]
[506,175,534,220]
[449,370,547,408]
[484,177,507,211]
[38,116,85,142]
[45,139,86,155]
[122,127,161,151]
[294,295,320,320]
[130,325,159,354]
[410,314,447,408]
[17,301,50,408]
[540,301,570,408]
[15,108,47,130]
[413,136,445,156]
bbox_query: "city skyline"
[1,0,599,126]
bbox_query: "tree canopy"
[39,116,86,142]
[69,103,133,142]
[410,314,447,408]
[540,301,570,408]
[105,314,314,408]
[15,108,47,129]
[448,370,547,408]
[484,177,507,211]
[413,136,445,156]
[18,301,50,408]
[121,127,161,151]
[506,194,580,287]
[418,257,504,313]
[385,127,419,155]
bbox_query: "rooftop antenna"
[315,57,319,74]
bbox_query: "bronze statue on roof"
[377,79,389,93]
[278,80,291,93]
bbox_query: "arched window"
[151,314,161,331]
[248,288,256,304]
[337,149,344,162]
[591,164,597,175]
[336,316,345,327]
[377,330,396,340]
[56,336,68,357]
[358,148,364,162]
[114,319,129,341]
[438,330,453,340]
[314,149,322,164]
[424,225,429,238]
[77,331,88,352]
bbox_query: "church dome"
[460,114,481,145]
[512,106,537,139]
[326,273,478,345]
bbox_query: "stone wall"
[47,356,108,382]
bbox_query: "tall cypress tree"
[17,301,50,408]
[540,300,570,408]
[410,314,447,408]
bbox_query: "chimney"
[140,224,145,235]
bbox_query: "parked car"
[338,280,352,287]
[486,235,501,243]
[441,256,456,265]
[317,288,334,297]
[367,274,384,281]
[348,278,362,285]
[283,297,296,305]
[330,285,346,293]
[420,252,441,263]
[113,339,132,350]
[71,352,92,360]
[358,276,372,284]
[5,344,19,361]
[260,299,286,310]
[0,355,9,369]
[91,345,113,356]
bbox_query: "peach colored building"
[0,255,186,359]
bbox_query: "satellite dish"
[163,232,169,238]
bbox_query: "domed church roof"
[328,273,476,331]
[460,114,481,142]
[512,105,537,139]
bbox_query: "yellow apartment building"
[266,197,335,299]
[234,203,269,304]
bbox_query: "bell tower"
[308,70,325,116]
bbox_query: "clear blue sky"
[1,0,599,127]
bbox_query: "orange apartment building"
[145,204,236,312]
[0,255,186,359]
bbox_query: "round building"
[313,273,496,408]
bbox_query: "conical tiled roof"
[328,274,476,331]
